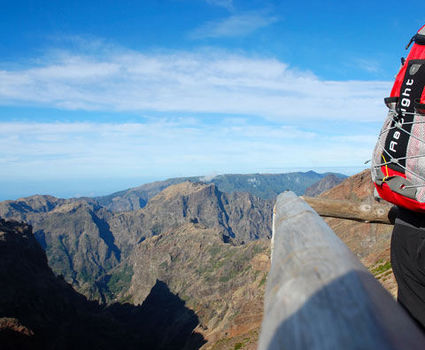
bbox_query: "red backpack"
[372,24,425,212]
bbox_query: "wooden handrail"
[301,196,394,224]
[258,191,425,350]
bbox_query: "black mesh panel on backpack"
[383,60,425,173]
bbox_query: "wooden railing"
[301,196,394,224]
[258,191,425,350]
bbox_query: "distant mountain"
[94,171,346,212]
[304,174,345,197]
[200,171,346,199]
[94,177,196,212]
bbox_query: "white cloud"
[0,120,376,181]
[0,47,391,122]
[200,173,218,182]
[190,13,278,38]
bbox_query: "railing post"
[258,191,425,350]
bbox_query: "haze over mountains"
[0,170,349,349]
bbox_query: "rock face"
[120,223,270,347]
[134,182,273,244]
[0,220,267,349]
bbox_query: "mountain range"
[0,170,355,349]
[94,171,346,212]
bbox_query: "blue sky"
[1,0,425,200]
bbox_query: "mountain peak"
[149,181,214,202]
[49,200,93,214]
[304,174,345,197]
[319,169,374,202]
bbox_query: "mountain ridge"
[0,181,273,300]
[93,171,347,212]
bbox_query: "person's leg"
[391,207,425,329]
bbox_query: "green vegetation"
[209,337,229,350]
[79,268,94,283]
[197,245,255,283]
[151,223,162,235]
[258,273,267,287]
[233,335,253,349]
[219,269,239,283]
[106,264,133,295]
[117,294,133,303]
[370,260,392,277]
[252,244,265,255]
[208,245,221,257]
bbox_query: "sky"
[1,0,425,200]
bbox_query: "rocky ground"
[122,223,270,348]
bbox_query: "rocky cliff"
[117,223,270,348]
[0,197,121,296]
[0,218,206,349]
[97,183,273,349]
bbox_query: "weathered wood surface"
[258,191,425,350]
[301,196,393,224]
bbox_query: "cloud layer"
[0,47,390,122]
[0,120,374,183]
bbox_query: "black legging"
[391,206,425,330]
